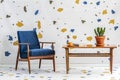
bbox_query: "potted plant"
[94,27,106,46]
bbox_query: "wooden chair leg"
[39,59,41,68]
[15,58,19,70]
[15,51,20,71]
[53,56,55,72]
[28,59,31,74]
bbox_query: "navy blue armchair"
[15,30,55,74]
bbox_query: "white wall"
[0,0,120,64]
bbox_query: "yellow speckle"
[61,28,67,32]
[72,35,77,39]
[86,36,92,41]
[109,19,115,24]
[57,8,63,12]
[80,76,85,78]
[110,77,116,80]
[102,10,107,15]
[37,32,42,39]
[81,70,87,73]
[16,21,24,27]
[38,20,41,29]
[24,78,28,80]
[40,76,44,78]
[13,40,18,46]
[75,0,80,4]
[9,74,14,76]
[103,71,110,74]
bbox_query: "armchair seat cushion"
[20,49,55,58]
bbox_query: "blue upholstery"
[17,30,55,58]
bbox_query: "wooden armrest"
[40,42,55,49]
[40,42,55,44]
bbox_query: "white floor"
[0,63,120,80]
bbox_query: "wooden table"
[63,44,117,74]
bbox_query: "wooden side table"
[63,44,117,74]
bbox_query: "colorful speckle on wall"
[8,35,13,41]
[86,36,92,41]
[57,8,63,12]
[111,9,115,14]
[102,10,107,15]
[81,20,86,24]
[6,15,11,18]
[37,20,41,29]
[72,35,77,39]
[114,26,118,31]
[53,21,57,25]
[70,29,75,33]
[75,0,80,4]
[34,10,39,15]
[49,0,53,4]
[109,19,115,24]
[5,51,11,56]
[61,28,67,33]
[16,21,24,27]
[0,0,4,3]
[23,6,27,12]
[37,32,42,39]
[13,40,18,46]
[97,19,101,22]
[83,1,87,5]
[96,1,100,6]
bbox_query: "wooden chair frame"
[15,42,55,74]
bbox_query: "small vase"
[95,36,105,46]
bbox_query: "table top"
[62,44,117,48]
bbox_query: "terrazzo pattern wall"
[0,0,120,64]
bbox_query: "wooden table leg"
[110,48,113,74]
[65,48,69,74]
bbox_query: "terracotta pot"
[95,36,105,46]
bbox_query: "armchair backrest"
[17,30,40,54]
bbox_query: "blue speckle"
[48,77,52,78]
[8,35,13,41]
[66,40,69,43]
[48,76,52,80]
[0,74,3,76]
[5,51,11,56]
[111,9,115,14]
[83,1,87,5]
[87,73,91,75]
[34,10,39,15]
[31,76,35,78]
[70,29,75,32]
[97,19,101,22]
[88,70,92,72]
[96,1,100,5]
[114,26,118,31]
[16,73,21,74]
[16,76,20,77]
